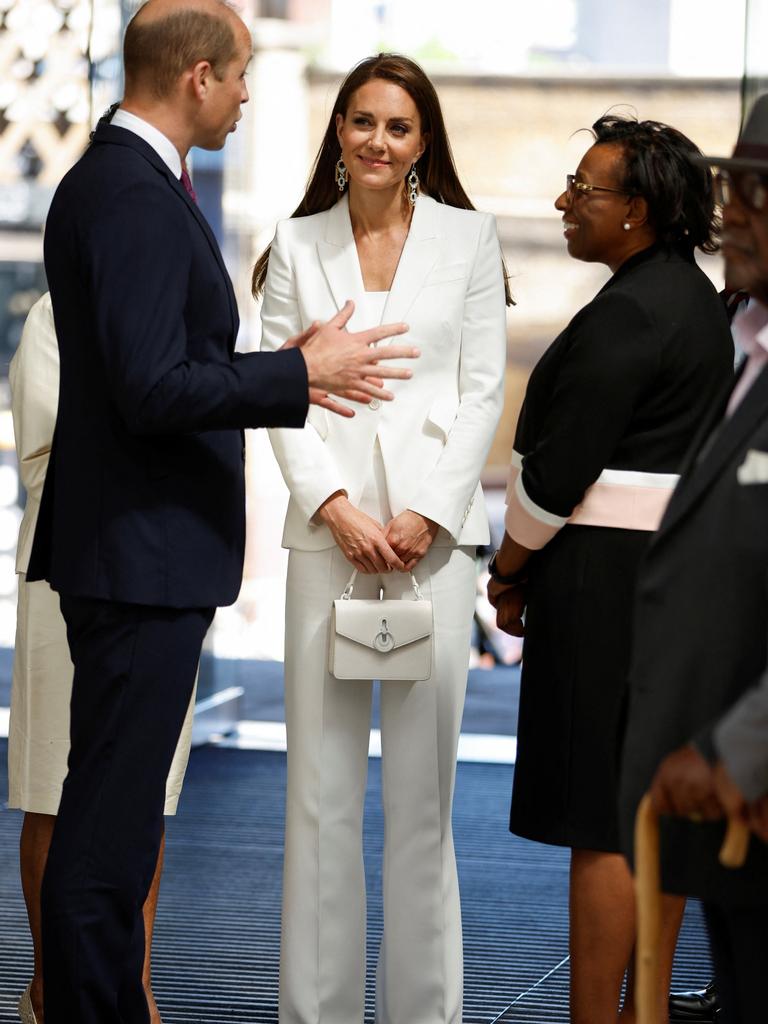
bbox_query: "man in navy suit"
[29,1,416,1021]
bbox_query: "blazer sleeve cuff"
[203,348,310,430]
[504,472,567,549]
[254,348,308,428]
[405,498,460,542]
[302,486,348,528]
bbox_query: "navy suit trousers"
[41,595,214,1024]
[704,901,768,1024]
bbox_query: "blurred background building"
[0,0,757,664]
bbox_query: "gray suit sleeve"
[713,670,768,800]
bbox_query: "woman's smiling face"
[335,78,426,196]
[555,142,637,266]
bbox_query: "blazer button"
[368,398,381,411]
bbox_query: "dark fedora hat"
[699,93,768,173]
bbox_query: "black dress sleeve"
[520,289,661,520]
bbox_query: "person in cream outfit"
[255,53,509,1024]
[8,293,196,1024]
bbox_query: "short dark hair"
[592,114,719,255]
[124,4,238,100]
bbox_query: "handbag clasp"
[373,618,395,652]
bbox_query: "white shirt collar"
[110,108,183,179]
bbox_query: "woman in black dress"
[488,116,734,1023]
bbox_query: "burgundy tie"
[180,168,198,204]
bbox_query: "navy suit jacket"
[620,365,768,906]
[28,124,309,608]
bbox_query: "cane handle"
[719,817,750,868]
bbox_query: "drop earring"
[335,158,348,191]
[407,163,420,206]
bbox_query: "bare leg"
[20,812,166,1024]
[569,849,637,1024]
[20,812,55,1021]
[620,894,686,1024]
[142,832,166,1024]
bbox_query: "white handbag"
[329,570,433,681]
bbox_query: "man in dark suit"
[619,95,768,1024]
[29,2,417,1021]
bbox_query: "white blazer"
[261,194,507,550]
[10,292,59,574]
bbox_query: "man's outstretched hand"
[280,301,419,417]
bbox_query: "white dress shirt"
[110,108,182,179]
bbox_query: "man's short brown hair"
[124,3,238,99]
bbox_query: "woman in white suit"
[255,54,510,1024]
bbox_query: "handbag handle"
[340,569,424,601]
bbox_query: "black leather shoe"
[669,980,719,1021]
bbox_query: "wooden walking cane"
[634,793,751,1024]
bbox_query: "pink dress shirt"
[727,298,768,417]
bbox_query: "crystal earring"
[335,158,348,192]
[407,164,420,206]
[623,222,631,231]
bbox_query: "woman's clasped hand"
[316,492,439,574]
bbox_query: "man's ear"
[190,60,213,100]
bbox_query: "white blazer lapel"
[316,195,367,329]
[316,193,441,336]
[381,195,441,338]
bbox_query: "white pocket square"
[737,448,768,484]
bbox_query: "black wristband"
[488,550,528,586]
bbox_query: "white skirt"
[7,576,196,816]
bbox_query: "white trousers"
[279,543,476,1024]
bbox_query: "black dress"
[509,244,734,852]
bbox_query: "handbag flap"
[333,599,433,650]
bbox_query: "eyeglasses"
[713,168,768,212]
[565,174,633,200]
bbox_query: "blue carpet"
[0,742,710,1023]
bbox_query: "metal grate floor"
[0,742,710,1023]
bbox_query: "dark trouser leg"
[41,596,213,1024]
[703,900,768,1024]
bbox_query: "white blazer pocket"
[425,398,459,441]
[424,261,468,287]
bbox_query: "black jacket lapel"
[653,364,768,542]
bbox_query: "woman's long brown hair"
[252,53,513,305]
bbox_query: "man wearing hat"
[619,94,768,1024]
